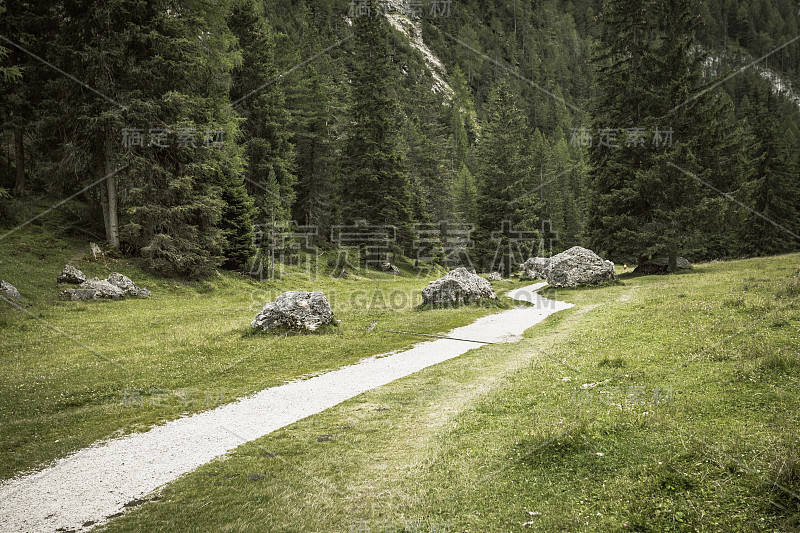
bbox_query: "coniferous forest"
[2,0,799,277]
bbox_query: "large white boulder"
[252,291,334,331]
[422,267,497,307]
[546,246,615,288]
[520,257,550,279]
[79,277,126,299]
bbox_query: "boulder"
[79,277,126,299]
[57,265,86,284]
[487,272,502,281]
[107,273,152,298]
[60,288,101,301]
[422,267,497,307]
[634,256,692,274]
[380,262,401,275]
[545,246,616,288]
[1,280,21,300]
[252,291,334,331]
[520,257,550,279]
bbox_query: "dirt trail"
[0,284,572,532]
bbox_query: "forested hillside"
[1,0,799,277]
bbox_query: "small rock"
[380,262,401,275]
[79,278,126,299]
[422,267,497,307]
[60,288,101,301]
[252,291,334,331]
[57,265,86,284]
[487,272,502,281]
[634,255,692,274]
[89,242,103,261]
[1,280,21,300]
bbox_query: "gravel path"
[0,284,571,532]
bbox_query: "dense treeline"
[1,0,798,277]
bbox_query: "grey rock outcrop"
[422,267,497,307]
[545,246,615,288]
[60,288,101,301]
[107,273,152,298]
[634,256,692,274]
[1,280,21,300]
[487,272,502,281]
[79,277,126,299]
[521,257,550,280]
[252,291,334,331]
[57,265,86,284]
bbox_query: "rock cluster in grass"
[107,273,152,298]
[422,267,497,307]
[1,280,21,300]
[545,246,615,288]
[252,291,333,331]
[57,265,86,284]
[520,257,550,280]
[487,272,502,281]
[60,272,151,301]
[60,288,101,301]
[634,255,692,274]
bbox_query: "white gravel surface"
[0,283,571,532]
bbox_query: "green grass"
[0,225,528,481]
[92,253,800,532]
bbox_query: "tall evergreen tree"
[588,0,734,269]
[474,80,539,274]
[736,84,800,255]
[229,0,296,235]
[340,7,412,245]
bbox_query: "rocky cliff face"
[383,3,453,97]
[346,0,453,97]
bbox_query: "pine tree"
[287,4,340,235]
[737,84,800,255]
[229,0,296,234]
[119,0,245,277]
[41,0,248,277]
[588,0,730,269]
[340,8,412,245]
[474,80,539,274]
[0,0,29,196]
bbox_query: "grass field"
[0,226,527,481]
[84,253,800,532]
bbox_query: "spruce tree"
[474,80,539,274]
[340,7,412,245]
[39,0,245,277]
[737,84,800,255]
[588,0,732,269]
[229,0,296,234]
[587,0,657,264]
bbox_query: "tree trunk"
[13,126,24,195]
[104,125,120,248]
[668,251,678,273]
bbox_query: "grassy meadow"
[0,226,526,481]
[87,253,800,532]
